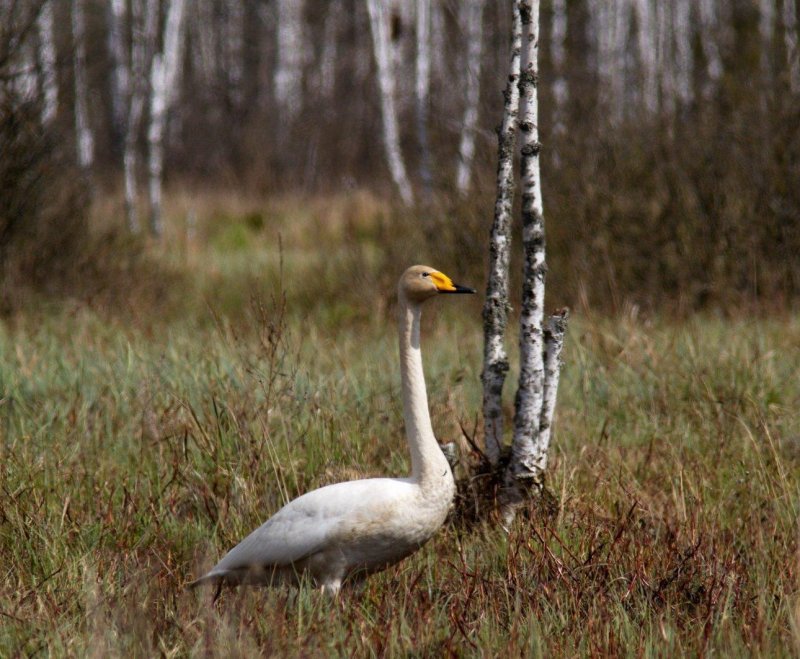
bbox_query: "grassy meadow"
[1,194,799,656]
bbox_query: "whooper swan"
[189,265,475,594]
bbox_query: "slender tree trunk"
[430,0,446,82]
[482,0,522,467]
[415,0,433,196]
[760,0,776,83]
[635,0,658,114]
[674,0,694,107]
[224,0,245,109]
[550,0,568,140]
[612,0,632,122]
[782,0,800,93]
[508,0,547,499]
[366,0,414,205]
[72,0,94,171]
[275,0,305,118]
[108,0,129,141]
[537,309,568,467]
[456,0,486,195]
[123,0,158,234]
[148,0,186,238]
[319,0,341,100]
[656,1,675,115]
[699,0,724,98]
[37,0,58,125]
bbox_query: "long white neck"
[398,293,452,489]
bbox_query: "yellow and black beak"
[430,271,476,295]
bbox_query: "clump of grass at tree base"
[1,207,798,655]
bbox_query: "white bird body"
[190,266,474,594]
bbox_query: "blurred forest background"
[1,0,799,315]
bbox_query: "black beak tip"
[443,284,476,294]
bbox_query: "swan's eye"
[422,272,431,278]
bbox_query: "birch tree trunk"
[415,0,433,195]
[122,0,159,234]
[656,1,675,115]
[36,0,58,126]
[148,0,187,238]
[275,0,305,118]
[72,0,94,171]
[699,0,724,98]
[224,0,245,109]
[108,0,129,141]
[550,0,568,140]
[674,0,694,107]
[508,0,547,495]
[455,0,486,195]
[319,0,341,100]
[430,0,447,82]
[482,0,522,468]
[635,0,658,114]
[366,0,414,205]
[782,0,800,93]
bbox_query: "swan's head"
[399,265,475,303]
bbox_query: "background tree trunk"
[782,0,799,93]
[72,0,94,172]
[674,0,694,107]
[36,1,58,126]
[699,0,724,98]
[108,0,129,143]
[366,0,414,205]
[550,0,568,142]
[635,0,659,114]
[415,0,433,196]
[455,0,486,195]
[148,0,186,238]
[275,0,305,119]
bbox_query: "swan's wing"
[210,498,336,573]
[203,478,413,578]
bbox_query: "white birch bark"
[123,0,159,233]
[148,0,187,238]
[674,0,694,107]
[550,0,568,138]
[699,0,724,97]
[536,309,568,473]
[108,0,129,138]
[275,0,305,117]
[37,1,58,125]
[509,0,547,487]
[482,0,522,467]
[13,41,38,104]
[783,0,800,93]
[634,0,658,113]
[455,0,486,195]
[415,0,433,194]
[72,0,94,170]
[366,0,414,205]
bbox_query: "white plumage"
[189,265,474,594]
